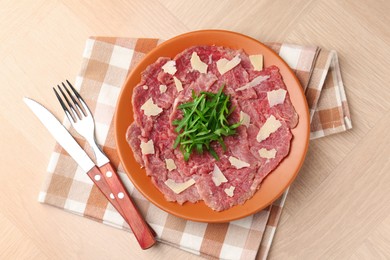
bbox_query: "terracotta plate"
[115,30,309,223]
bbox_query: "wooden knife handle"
[87,166,126,216]
[98,162,156,249]
[86,166,156,243]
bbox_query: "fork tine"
[66,80,83,100]
[66,80,92,117]
[57,84,81,121]
[53,87,75,123]
[62,82,86,117]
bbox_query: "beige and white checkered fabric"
[38,37,351,260]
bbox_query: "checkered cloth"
[38,37,352,260]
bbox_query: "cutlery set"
[24,81,156,249]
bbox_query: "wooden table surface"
[1,1,389,259]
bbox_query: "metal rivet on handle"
[118,192,124,199]
[94,175,101,181]
[106,171,113,178]
[110,193,115,199]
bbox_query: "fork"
[54,80,156,249]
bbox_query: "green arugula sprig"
[172,85,241,161]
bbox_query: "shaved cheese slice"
[173,76,183,92]
[162,60,177,75]
[240,111,250,127]
[236,75,270,91]
[249,54,263,71]
[224,186,235,197]
[159,84,167,93]
[190,52,208,73]
[164,178,195,194]
[216,55,241,75]
[229,156,250,169]
[165,159,177,171]
[211,164,228,186]
[267,89,287,107]
[140,140,154,155]
[141,98,163,117]
[257,115,282,142]
[258,148,277,159]
[142,85,148,90]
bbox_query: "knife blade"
[23,97,156,249]
[24,98,95,172]
[23,97,127,215]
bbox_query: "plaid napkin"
[38,37,351,260]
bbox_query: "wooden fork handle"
[98,162,156,249]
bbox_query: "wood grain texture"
[98,162,156,249]
[1,0,389,259]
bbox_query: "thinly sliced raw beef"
[126,45,298,211]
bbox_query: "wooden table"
[1,1,389,259]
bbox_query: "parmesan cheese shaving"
[140,140,154,155]
[249,54,263,71]
[190,52,208,73]
[165,159,177,171]
[224,186,235,197]
[236,75,270,91]
[239,111,250,127]
[256,115,282,142]
[211,164,228,187]
[216,55,241,75]
[258,148,277,159]
[162,60,177,75]
[164,178,195,194]
[159,84,167,93]
[267,89,287,107]
[141,98,163,117]
[173,76,183,92]
[142,85,148,90]
[229,156,250,169]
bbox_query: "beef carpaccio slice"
[126,45,298,211]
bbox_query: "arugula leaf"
[172,84,240,161]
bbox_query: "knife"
[23,97,156,249]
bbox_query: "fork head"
[53,80,95,139]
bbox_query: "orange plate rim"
[114,29,310,223]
